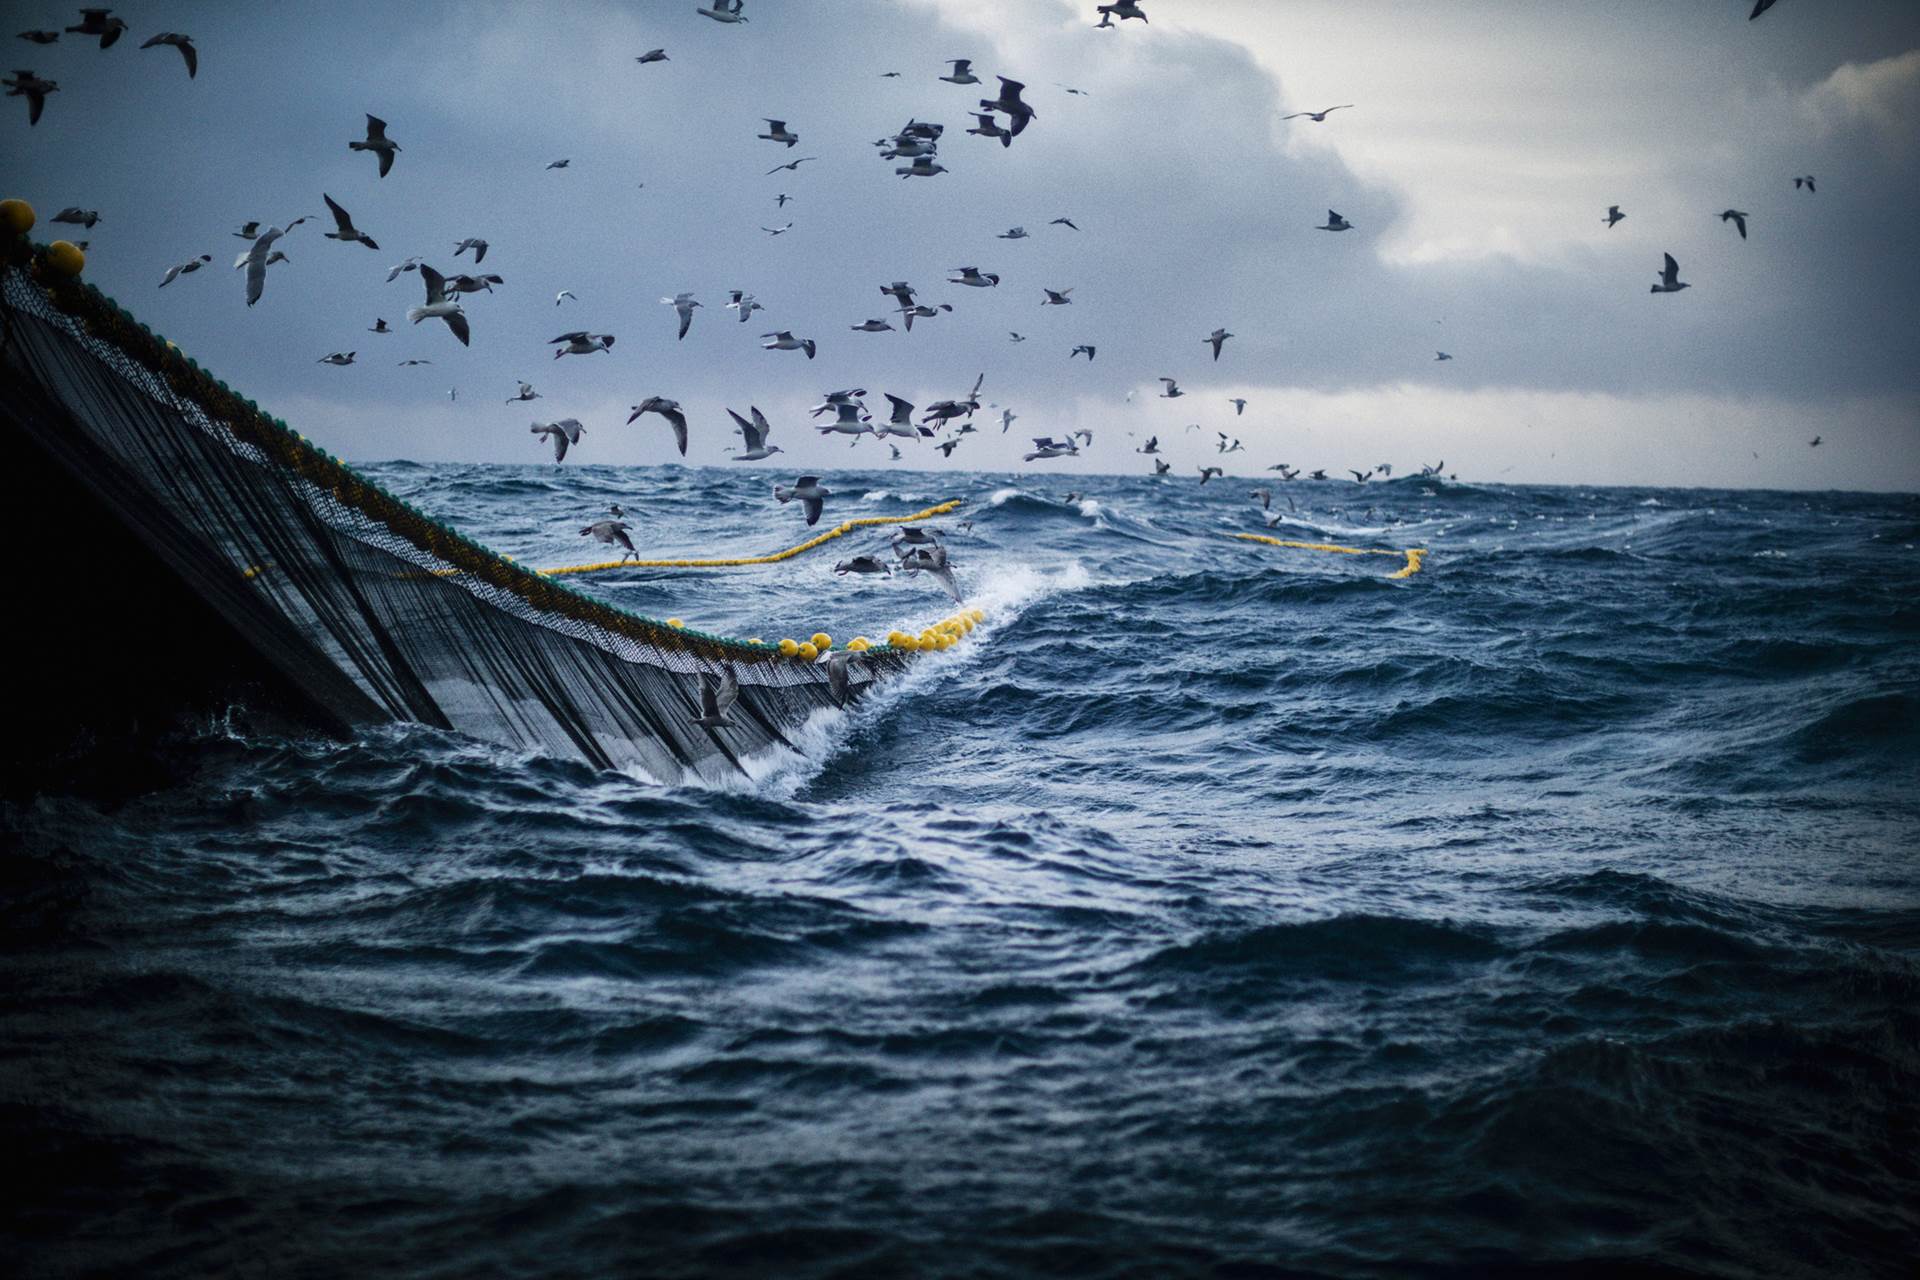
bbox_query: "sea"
[4,466,1917,1278]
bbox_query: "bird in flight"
[1719,209,1750,240]
[349,114,400,178]
[1650,252,1690,294]
[767,156,819,175]
[1604,205,1625,228]
[1283,105,1353,122]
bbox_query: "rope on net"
[537,500,964,576]
[1231,533,1427,579]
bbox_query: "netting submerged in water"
[0,251,912,784]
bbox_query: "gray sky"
[8,0,1919,489]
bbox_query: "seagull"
[139,31,196,77]
[724,290,766,324]
[1650,252,1690,294]
[531,418,586,462]
[921,374,985,427]
[950,266,999,287]
[836,555,892,578]
[51,207,100,229]
[546,158,570,169]
[1058,83,1088,96]
[318,352,356,366]
[896,156,948,178]
[900,543,964,604]
[881,281,918,311]
[967,113,1013,146]
[238,220,305,308]
[1050,217,1079,230]
[817,401,875,439]
[64,8,126,47]
[232,221,264,240]
[761,330,817,359]
[1283,105,1353,122]
[1218,434,1245,454]
[851,319,895,332]
[444,272,503,295]
[1009,332,1027,342]
[1042,287,1073,305]
[555,290,576,306]
[16,31,60,44]
[580,519,638,562]
[453,237,489,263]
[758,118,799,147]
[1809,435,1821,447]
[727,407,783,460]
[1198,466,1222,484]
[551,330,614,357]
[321,194,379,250]
[691,666,740,731]
[4,70,56,125]
[998,226,1029,239]
[1230,398,1247,415]
[1605,205,1625,228]
[1070,345,1096,360]
[1136,436,1160,454]
[1158,377,1183,399]
[874,395,921,439]
[635,48,668,64]
[1719,209,1750,240]
[507,381,540,403]
[158,254,211,287]
[1317,209,1354,231]
[628,397,689,456]
[1794,175,1815,193]
[937,439,961,458]
[398,359,431,366]
[979,76,1036,136]
[766,156,819,174]
[385,255,422,283]
[942,58,980,85]
[349,114,400,178]
[1347,469,1372,484]
[889,445,902,461]
[899,303,952,332]
[369,318,390,333]
[1024,437,1079,461]
[1751,0,1780,18]
[1435,351,1453,361]
[1250,488,1273,511]
[760,222,793,236]
[773,476,830,526]
[811,388,868,418]
[662,292,701,339]
[408,266,471,344]
[1000,408,1017,433]
[1095,2,1148,26]
[696,0,749,24]
[1204,327,1233,360]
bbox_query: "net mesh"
[0,247,909,783]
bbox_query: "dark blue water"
[5,469,1917,1278]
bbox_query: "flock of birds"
[10,0,1830,607]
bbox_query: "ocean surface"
[4,467,1917,1278]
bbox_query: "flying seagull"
[318,351,355,366]
[1050,217,1079,230]
[773,476,830,526]
[1317,209,1354,231]
[727,290,766,322]
[766,156,819,175]
[3,69,56,125]
[158,254,211,287]
[555,290,576,305]
[1096,2,1149,26]
[697,0,749,24]
[369,318,390,333]
[950,266,999,287]
[979,76,1037,136]
[942,58,980,85]
[507,381,540,403]
[349,114,400,178]
[408,266,471,344]
[852,318,894,332]
[628,397,689,456]
[531,418,586,462]
[322,194,379,250]
[51,207,100,228]
[580,519,638,562]
[1071,344,1096,361]
[238,220,305,308]
[967,113,1013,146]
[1042,287,1073,306]
[999,226,1029,239]
[65,8,126,47]
[453,237,489,263]
[1435,351,1453,361]
[758,118,799,147]
[16,31,60,45]
[762,330,817,359]
[1794,175,1815,193]
[1230,398,1247,415]
[727,407,783,460]
[1750,0,1780,17]
[1720,209,1750,239]
[635,48,668,64]
[1284,105,1353,122]
[1204,327,1233,360]
[139,31,196,77]
[1158,377,1184,398]
[662,291,701,339]
[546,158,570,169]
[551,330,614,357]
[1198,466,1222,484]
[1650,252,1690,294]
[692,666,740,731]
[1605,205,1625,228]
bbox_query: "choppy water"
[5,468,1918,1278]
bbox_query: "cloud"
[1802,48,1920,160]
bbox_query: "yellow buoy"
[748,637,763,645]
[796,641,818,660]
[778,637,800,656]
[848,636,870,651]
[811,632,831,651]
[893,633,918,651]
[45,240,86,277]
[935,634,954,651]
[970,609,985,623]
[667,617,685,629]
[0,199,33,236]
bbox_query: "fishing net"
[0,244,911,784]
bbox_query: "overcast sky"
[9,0,1918,489]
